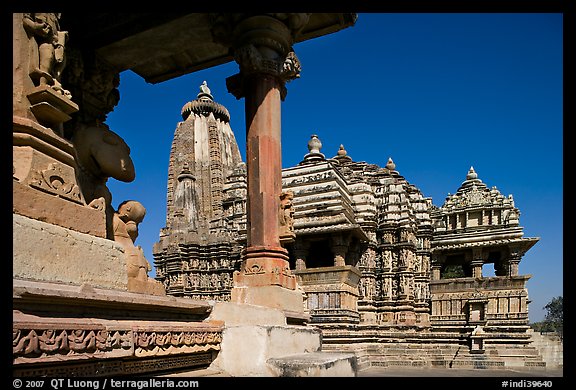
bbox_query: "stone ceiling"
[61,13,357,83]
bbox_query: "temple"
[153,82,547,369]
[154,81,245,302]
[12,13,559,377]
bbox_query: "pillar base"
[231,245,306,318]
[231,285,306,319]
[234,245,297,289]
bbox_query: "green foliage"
[530,321,555,333]
[441,264,465,279]
[543,296,563,338]
[531,296,563,339]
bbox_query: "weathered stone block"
[13,214,127,290]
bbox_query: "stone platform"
[12,279,222,377]
[206,302,357,376]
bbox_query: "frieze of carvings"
[184,271,233,291]
[13,323,222,363]
[13,328,132,360]
[133,330,222,357]
[29,162,83,204]
[283,170,335,186]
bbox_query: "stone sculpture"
[22,13,70,97]
[279,190,295,241]
[113,200,165,296]
[72,123,135,239]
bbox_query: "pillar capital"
[211,13,308,100]
[211,13,311,52]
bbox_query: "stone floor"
[161,366,564,378]
[357,366,564,377]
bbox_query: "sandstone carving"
[72,123,135,239]
[22,13,70,97]
[113,200,165,296]
[279,190,295,243]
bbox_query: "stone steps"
[267,352,358,377]
[331,342,547,370]
[528,331,563,368]
[205,302,358,376]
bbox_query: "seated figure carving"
[113,200,165,296]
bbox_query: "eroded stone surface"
[13,214,127,290]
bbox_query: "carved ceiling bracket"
[62,47,121,137]
[210,13,310,100]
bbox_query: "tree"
[543,296,563,339]
[441,264,465,279]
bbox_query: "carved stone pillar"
[212,14,310,314]
[332,245,347,267]
[471,247,484,279]
[293,241,309,271]
[430,253,444,280]
[331,234,350,267]
[507,246,523,276]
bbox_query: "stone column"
[212,13,310,313]
[507,246,523,276]
[430,253,444,280]
[471,247,484,279]
[332,234,349,267]
[293,241,309,271]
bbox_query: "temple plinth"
[216,14,308,315]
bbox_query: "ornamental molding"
[13,319,222,364]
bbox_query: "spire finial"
[308,134,322,153]
[299,134,326,164]
[466,166,478,180]
[197,80,213,100]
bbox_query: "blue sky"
[106,13,563,323]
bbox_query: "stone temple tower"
[165,81,243,231]
[153,81,247,299]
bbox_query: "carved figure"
[72,124,135,239]
[38,329,68,353]
[22,13,70,96]
[279,190,295,234]
[113,200,165,295]
[113,200,148,274]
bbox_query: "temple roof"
[181,81,230,122]
[440,167,515,211]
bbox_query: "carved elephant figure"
[73,124,135,184]
[72,124,135,239]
